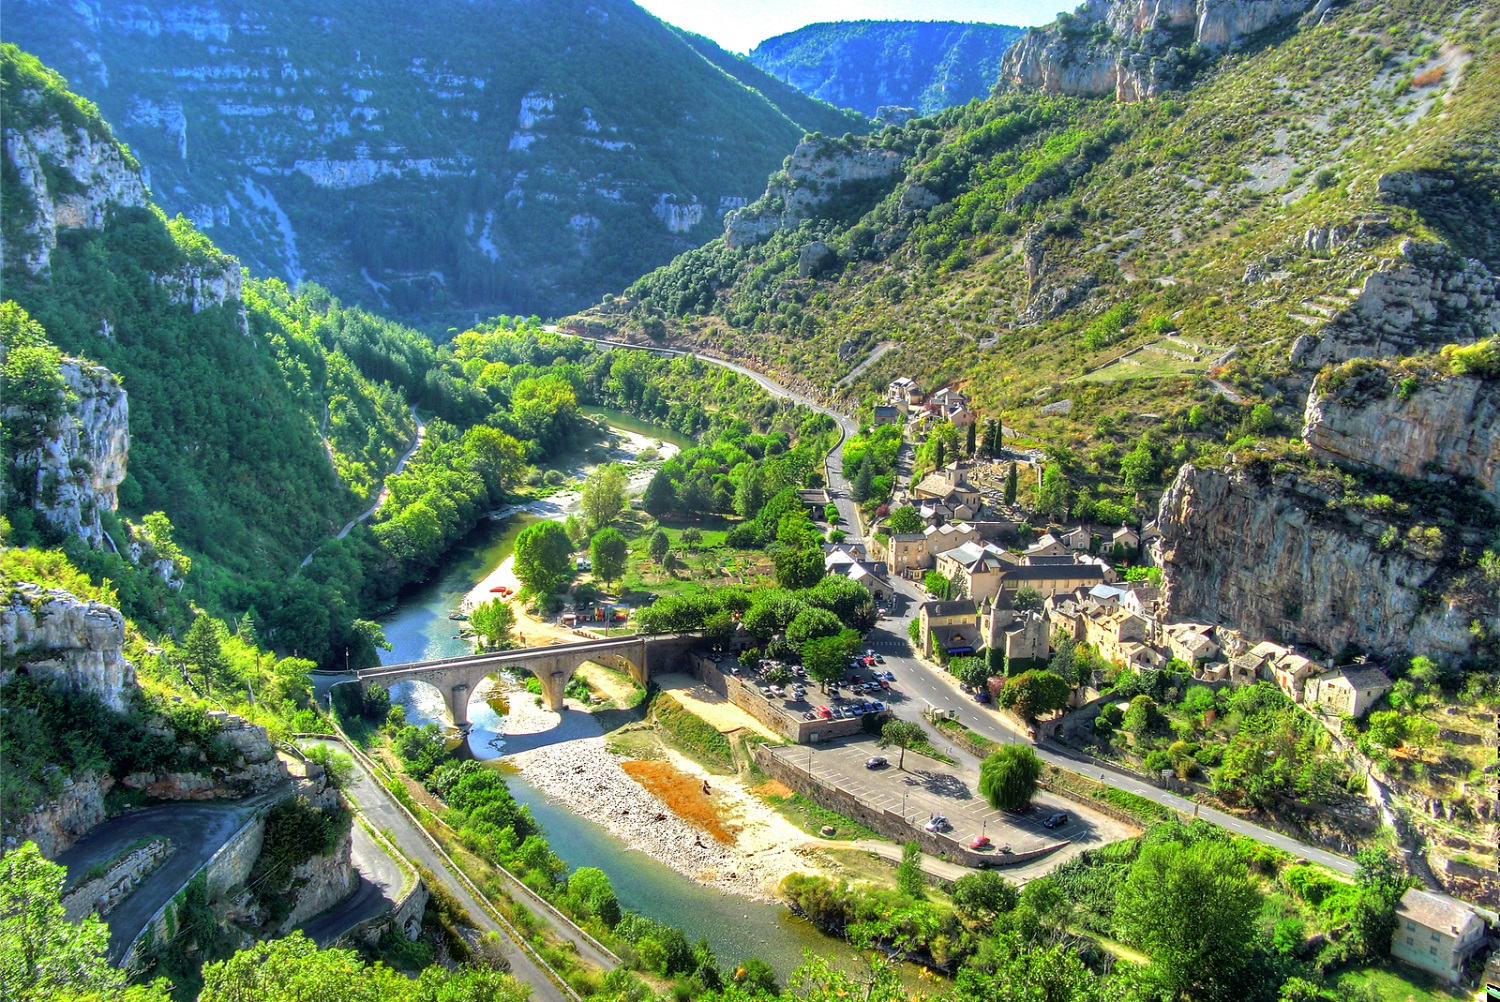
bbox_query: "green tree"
[897,841,925,897]
[851,457,874,503]
[934,438,946,469]
[1115,840,1260,999]
[580,463,629,531]
[950,656,991,689]
[648,528,671,564]
[514,521,573,595]
[1035,464,1070,517]
[1121,694,1158,736]
[183,612,228,694]
[923,570,957,600]
[950,870,1018,921]
[978,744,1042,810]
[1342,848,1412,962]
[642,469,676,518]
[469,598,517,649]
[1120,438,1157,494]
[965,420,977,458]
[773,546,824,589]
[801,631,857,688]
[1012,586,1043,613]
[786,607,843,645]
[589,527,630,586]
[886,505,924,534]
[567,866,622,928]
[703,610,736,650]
[878,718,926,769]
[1004,463,1018,506]
[1047,630,1080,685]
[0,842,170,1001]
[1000,670,1072,721]
[734,470,766,519]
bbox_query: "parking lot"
[706,654,896,726]
[769,737,1137,871]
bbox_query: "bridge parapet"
[356,632,701,726]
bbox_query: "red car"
[969,835,992,850]
[816,705,833,719]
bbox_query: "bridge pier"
[537,669,570,712]
[447,683,471,729]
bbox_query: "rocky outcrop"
[1304,361,1500,507]
[155,259,245,315]
[122,712,289,801]
[7,771,112,859]
[0,583,136,711]
[999,0,1316,102]
[1,357,130,548]
[1,112,149,273]
[725,137,905,250]
[1157,462,1498,663]
[1289,240,1500,370]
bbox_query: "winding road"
[301,407,426,568]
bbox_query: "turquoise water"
[580,406,696,452]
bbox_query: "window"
[1428,945,1437,955]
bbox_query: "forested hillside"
[2,0,863,321]
[591,0,1500,510]
[748,20,1024,117]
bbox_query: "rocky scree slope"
[747,21,1026,118]
[590,0,1499,459]
[3,0,864,321]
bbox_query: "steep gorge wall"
[724,137,906,250]
[1156,462,1497,661]
[1304,362,1500,507]
[999,0,1317,101]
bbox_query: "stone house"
[1024,533,1070,558]
[918,599,980,658]
[872,404,900,427]
[911,462,982,510]
[1166,623,1219,664]
[982,603,1049,672]
[997,560,1108,600]
[1060,526,1092,551]
[934,540,1009,604]
[1305,666,1394,719]
[887,376,925,412]
[1121,584,1161,618]
[1390,888,1486,983]
[1112,526,1141,553]
[920,499,976,523]
[879,532,932,576]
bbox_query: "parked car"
[802,712,816,721]
[871,701,886,712]
[969,835,992,850]
[923,816,950,832]
[865,756,888,769]
[817,706,832,719]
[973,690,991,703]
[1043,812,1069,829]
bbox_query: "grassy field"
[1333,962,1472,1002]
[761,789,884,842]
[1074,337,1227,383]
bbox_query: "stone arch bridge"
[353,633,701,727]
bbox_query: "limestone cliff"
[1304,357,1500,508]
[1,356,130,548]
[998,0,1317,102]
[0,582,136,711]
[0,99,148,273]
[725,137,905,250]
[1289,239,1500,371]
[1157,460,1499,663]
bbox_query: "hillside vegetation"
[592,0,1499,507]
[2,0,864,322]
[747,20,1025,117]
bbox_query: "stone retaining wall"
[688,658,866,743]
[753,745,1067,870]
[62,839,173,922]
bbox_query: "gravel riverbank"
[499,683,827,902]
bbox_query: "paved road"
[301,408,426,568]
[300,739,590,1001]
[298,822,407,946]
[867,577,1361,877]
[55,787,288,963]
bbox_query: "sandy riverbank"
[496,681,833,902]
[459,423,681,644]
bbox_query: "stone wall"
[688,657,867,743]
[61,838,173,922]
[753,745,1068,870]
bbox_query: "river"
[376,419,871,981]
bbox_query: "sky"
[634,1,1061,53]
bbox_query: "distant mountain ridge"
[747,20,1025,118]
[1,0,864,323]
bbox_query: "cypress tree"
[965,419,977,457]
[935,438,946,469]
[1004,463,1018,506]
